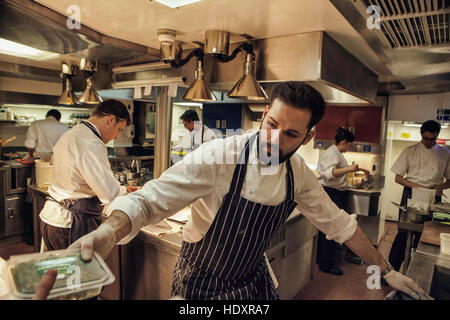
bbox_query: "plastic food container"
[6,250,115,300]
[441,233,450,255]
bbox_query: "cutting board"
[420,221,450,246]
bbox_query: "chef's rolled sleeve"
[318,155,339,180]
[295,160,357,244]
[391,149,408,176]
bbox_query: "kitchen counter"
[345,187,383,196]
[121,209,318,299]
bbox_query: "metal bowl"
[407,209,429,223]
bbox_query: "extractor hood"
[209,31,379,104]
[113,31,379,105]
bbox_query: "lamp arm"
[214,43,254,63]
[170,48,204,68]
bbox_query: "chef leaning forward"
[69,82,427,300]
[39,100,138,251]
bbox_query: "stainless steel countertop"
[406,241,450,295]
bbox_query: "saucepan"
[391,202,430,223]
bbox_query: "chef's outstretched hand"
[67,223,116,261]
[383,270,433,300]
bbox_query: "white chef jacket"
[40,121,127,228]
[317,144,349,191]
[24,116,68,158]
[108,132,357,246]
[391,142,450,188]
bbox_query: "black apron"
[192,125,204,150]
[47,121,104,244]
[171,133,298,300]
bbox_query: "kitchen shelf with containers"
[0,104,93,127]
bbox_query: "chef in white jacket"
[316,127,369,276]
[69,82,428,300]
[24,109,68,160]
[180,109,213,151]
[388,120,450,271]
[39,99,136,251]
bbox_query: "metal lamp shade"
[182,60,217,102]
[57,77,78,105]
[78,77,102,104]
[228,53,268,101]
[182,79,217,102]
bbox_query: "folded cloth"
[384,290,433,300]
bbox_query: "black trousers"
[317,186,345,267]
[388,186,441,271]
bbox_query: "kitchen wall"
[387,92,450,122]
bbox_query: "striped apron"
[171,133,298,300]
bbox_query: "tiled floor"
[292,220,399,300]
[1,221,401,300]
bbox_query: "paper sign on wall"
[401,132,410,139]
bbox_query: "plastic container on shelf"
[6,249,115,300]
[441,233,450,255]
[35,159,53,187]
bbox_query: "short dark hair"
[180,109,199,122]
[46,109,61,121]
[92,99,131,125]
[335,127,355,144]
[269,81,326,130]
[421,120,441,135]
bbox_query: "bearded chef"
[69,82,427,300]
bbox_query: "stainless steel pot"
[391,202,429,223]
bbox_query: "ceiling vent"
[364,0,449,49]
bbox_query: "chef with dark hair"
[389,120,450,271]
[316,127,369,275]
[39,99,137,251]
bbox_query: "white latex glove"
[383,270,433,300]
[67,223,116,261]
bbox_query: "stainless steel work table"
[406,240,450,298]
[398,213,425,274]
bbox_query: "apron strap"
[228,132,295,201]
[229,133,257,194]
[81,120,102,141]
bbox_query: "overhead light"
[228,52,268,101]
[57,62,78,105]
[154,0,203,8]
[112,61,172,74]
[78,59,102,105]
[182,60,217,102]
[402,122,422,128]
[58,77,78,105]
[0,38,59,61]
